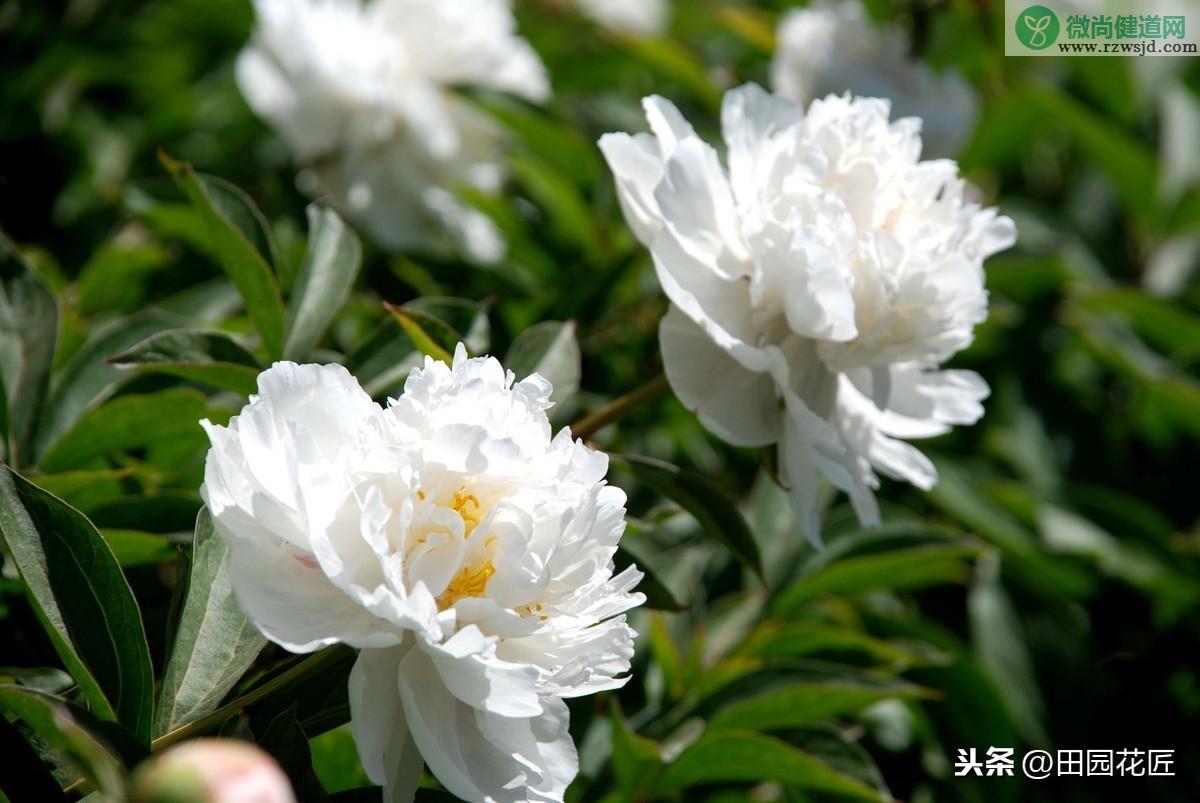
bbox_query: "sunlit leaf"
[284,205,362,360]
[505,320,581,404]
[154,508,268,737]
[161,152,286,358]
[108,329,260,395]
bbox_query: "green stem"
[570,373,670,441]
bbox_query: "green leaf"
[0,685,125,800]
[613,455,764,581]
[161,153,286,358]
[99,530,176,568]
[609,702,662,795]
[257,705,328,802]
[619,37,722,112]
[108,329,260,395]
[384,303,456,365]
[348,298,488,399]
[710,681,929,732]
[154,508,268,737]
[1028,84,1160,225]
[0,705,70,803]
[0,467,153,742]
[654,729,882,800]
[284,205,362,359]
[75,240,171,317]
[28,470,132,514]
[33,315,172,466]
[736,621,947,669]
[0,234,58,468]
[774,543,978,613]
[39,389,213,473]
[505,320,581,405]
[614,541,684,612]
[310,725,371,795]
[403,298,491,355]
[927,461,1096,598]
[1078,288,1200,364]
[476,96,600,186]
[968,551,1047,747]
[510,152,603,262]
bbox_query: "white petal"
[642,95,695,155]
[396,649,577,802]
[779,414,823,543]
[654,137,749,275]
[598,132,666,246]
[659,305,782,447]
[349,646,423,803]
[649,226,770,373]
[721,82,802,205]
[423,625,543,718]
[224,535,400,652]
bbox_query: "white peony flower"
[237,0,550,263]
[200,346,643,802]
[571,0,669,35]
[599,84,1015,539]
[770,0,978,158]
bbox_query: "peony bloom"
[237,0,549,263]
[200,347,643,802]
[599,84,1015,539]
[770,0,978,158]
[571,0,669,35]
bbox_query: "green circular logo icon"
[1016,5,1059,49]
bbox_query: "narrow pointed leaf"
[284,205,362,359]
[0,234,57,468]
[0,685,125,800]
[108,329,261,395]
[654,729,881,800]
[613,454,763,581]
[161,153,286,358]
[33,315,171,466]
[0,706,70,803]
[505,320,581,404]
[383,303,455,364]
[154,508,267,737]
[39,389,214,473]
[710,681,930,732]
[0,468,154,742]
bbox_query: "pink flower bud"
[132,739,296,803]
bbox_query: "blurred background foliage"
[2,0,1200,801]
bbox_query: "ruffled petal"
[659,305,782,447]
[349,646,423,803]
[396,648,577,802]
[223,535,401,652]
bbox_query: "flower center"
[451,489,482,534]
[436,560,495,610]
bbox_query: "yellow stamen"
[437,561,495,610]
[451,490,482,532]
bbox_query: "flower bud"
[131,739,296,803]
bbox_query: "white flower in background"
[571,0,669,35]
[237,0,550,263]
[201,347,642,802]
[599,84,1015,538]
[771,0,978,158]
